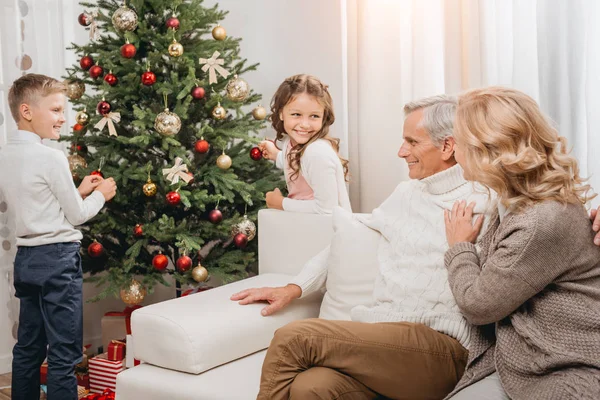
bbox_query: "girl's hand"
[259,140,280,161]
[444,200,484,247]
[266,188,284,210]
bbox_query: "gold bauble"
[216,153,232,170]
[154,108,182,136]
[251,105,267,120]
[168,40,184,57]
[75,110,89,125]
[225,75,250,102]
[67,154,87,177]
[143,178,157,197]
[112,5,138,32]
[211,103,227,120]
[65,80,85,100]
[212,25,226,41]
[231,215,256,241]
[191,265,209,282]
[120,279,146,306]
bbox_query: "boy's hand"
[266,188,284,210]
[95,177,117,201]
[78,175,103,199]
[259,140,280,161]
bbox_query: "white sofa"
[116,209,343,399]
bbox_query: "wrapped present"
[80,388,115,399]
[40,362,48,385]
[78,385,89,399]
[107,340,126,361]
[101,306,141,351]
[77,372,90,389]
[88,353,125,393]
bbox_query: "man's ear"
[19,103,32,122]
[441,137,456,161]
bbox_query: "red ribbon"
[104,306,142,334]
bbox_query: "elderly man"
[232,95,600,400]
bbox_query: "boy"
[0,74,116,400]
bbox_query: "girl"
[444,87,600,399]
[260,74,351,214]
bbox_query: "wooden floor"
[0,373,47,399]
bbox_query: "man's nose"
[398,143,409,158]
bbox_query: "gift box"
[77,372,90,390]
[101,306,141,351]
[40,362,48,385]
[107,340,126,361]
[88,353,126,393]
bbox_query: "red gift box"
[40,362,48,384]
[101,306,141,351]
[88,353,125,393]
[107,340,126,361]
[77,372,90,390]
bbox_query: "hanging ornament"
[198,51,230,84]
[162,157,192,185]
[120,41,137,58]
[252,105,267,120]
[141,70,156,86]
[70,143,88,155]
[67,154,87,178]
[208,209,223,224]
[143,178,157,197]
[152,253,168,271]
[104,72,118,86]
[233,233,248,249]
[216,152,232,170]
[90,156,105,178]
[79,55,94,70]
[112,5,138,32]
[133,224,143,237]
[154,109,181,136]
[191,86,205,100]
[176,255,193,273]
[120,279,146,306]
[95,110,121,137]
[78,12,92,26]
[192,265,209,282]
[168,39,184,57]
[166,15,180,30]
[211,102,227,120]
[250,147,262,161]
[231,215,257,241]
[96,98,112,115]
[87,240,104,257]
[87,9,100,41]
[65,80,85,100]
[166,191,181,206]
[194,138,210,154]
[212,25,226,41]
[225,75,250,102]
[73,123,85,132]
[75,109,89,125]
[89,64,104,79]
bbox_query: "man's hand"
[444,200,484,247]
[259,140,280,161]
[96,177,117,201]
[78,175,103,199]
[230,284,302,316]
[266,188,284,210]
[591,205,600,246]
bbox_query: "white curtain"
[345,0,600,212]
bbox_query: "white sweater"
[276,138,351,214]
[291,165,493,348]
[0,130,105,246]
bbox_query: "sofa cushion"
[130,273,322,374]
[319,207,379,320]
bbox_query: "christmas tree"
[62,0,283,303]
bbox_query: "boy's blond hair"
[8,74,66,122]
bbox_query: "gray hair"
[403,94,457,147]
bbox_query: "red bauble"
[89,65,104,79]
[91,170,104,178]
[166,191,181,206]
[73,123,85,132]
[141,71,156,86]
[87,241,104,257]
[233,233,248,249]
[71,143,87,154]
[78,12,91,26]
[166,16,180,30]
[152,254,169,271]
[133,224,143,237]
[104,73,118,86]
[194,139,210,154]
[208,209,223,224]
[80,55,94,70]
[120,43,137,58]
[191,86,205,100]
[250,147,263,161]
[176,255,193,273]
[97,100,111,115]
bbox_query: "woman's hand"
[266,188,284,210]
[259,140,280,161]
[444,200,484,247]
[591,205,600,246]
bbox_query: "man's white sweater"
[291,165,492,349]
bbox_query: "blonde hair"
[8,74,66,122]
[270,74,349,181]
[454,86,595,212]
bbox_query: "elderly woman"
[444,86,600,399]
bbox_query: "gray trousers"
[449,373,509,400]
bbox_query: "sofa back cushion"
[319,207,379,320]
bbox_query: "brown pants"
[257,318,468,400]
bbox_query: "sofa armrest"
[130,273,322,375]
[258,209,333,275]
